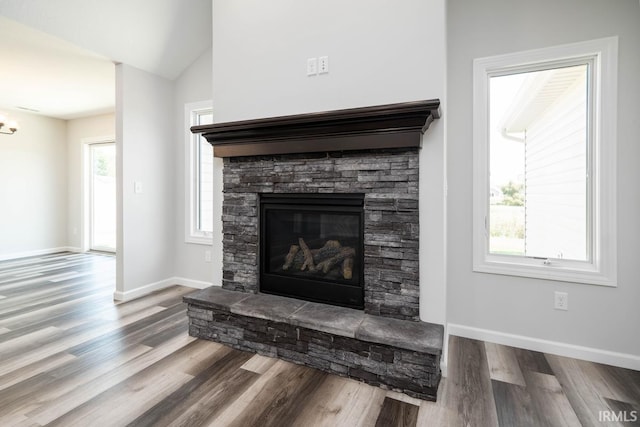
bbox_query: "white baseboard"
[0,247,78,262]
[440,324,449,378]
[64,246,84,253]
[173,277,215,289]
[113,277,177,302]
[448,323,640,371]
[113,276,217,302]
[440,360,448,378]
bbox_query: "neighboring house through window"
[472,38,617,286]
[186,101,214,244]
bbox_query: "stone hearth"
[185,287,443,400]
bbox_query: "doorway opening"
[85,141,116,253]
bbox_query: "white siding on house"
[523,69,587,260]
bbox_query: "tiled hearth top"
[184,287,443,355]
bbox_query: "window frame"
[472,37,618,286]
[185,100,214,245]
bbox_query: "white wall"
[0,110,68,259]
[211,0,447,324]
[115,64,175,299]
[447,0,640,367]
[66,113,115,250]
[212,0,444,122]
[173,48,219,287]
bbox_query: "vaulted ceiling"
[0,0,212,119]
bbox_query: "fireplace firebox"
[260,193,364,309]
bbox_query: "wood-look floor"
[1,252,639,426]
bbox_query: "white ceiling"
[0,0,212,120]
[0,17,115,120]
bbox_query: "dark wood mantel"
[191,99,440,157]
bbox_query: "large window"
[185,101,214,244]
[473,38,617,286]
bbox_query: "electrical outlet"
[205,250,212,263]
[319,56,329,74]
[554,291,568,310]
[307,57,318,76]
[134,181,143,194]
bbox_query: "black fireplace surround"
[260,193,365,309]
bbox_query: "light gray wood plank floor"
[0,252,638,426]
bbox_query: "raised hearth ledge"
[184,286,443,353]
[184,286,443,400]
[191,99,440,157]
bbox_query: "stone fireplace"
[185,100,444,400]
[222,148,420,320]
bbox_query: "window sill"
[473,258,616,287]
[185,234,213,246]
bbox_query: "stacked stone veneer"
[185,288,442,401]
[222,148,420,321]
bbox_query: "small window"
[185,101,214,244]
[473,38,617,286]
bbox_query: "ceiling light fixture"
[0,114,19,135]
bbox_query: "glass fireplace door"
[260,194,364,309]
